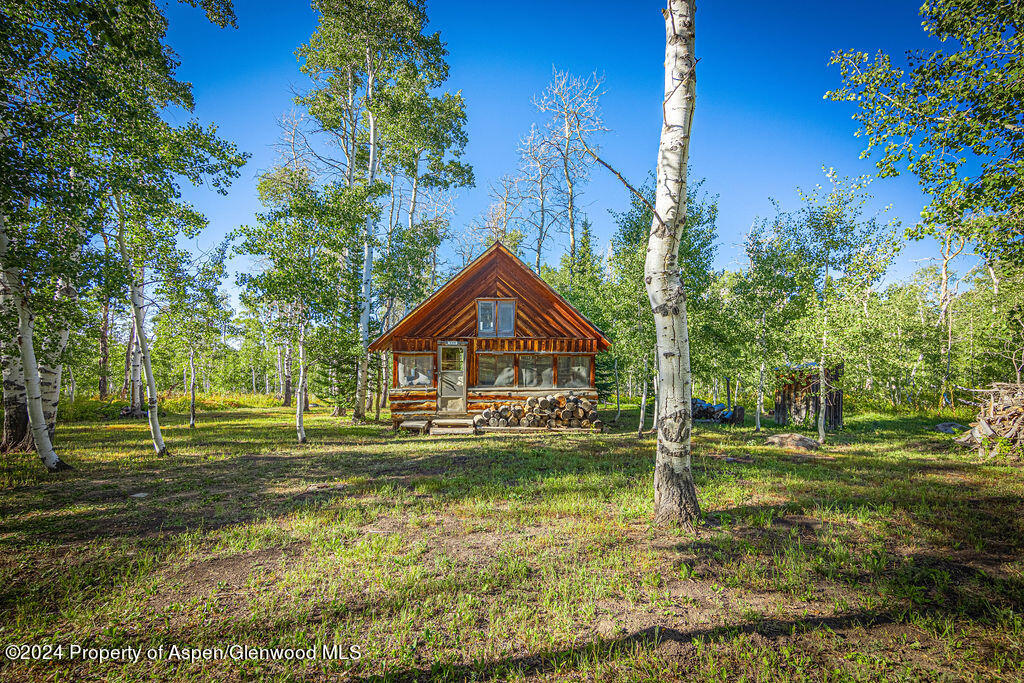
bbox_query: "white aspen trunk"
[1,351,32,452]
[817,261,829,444]
[276,345,284,396]
[16,301,69,470]
[189,348,196,429]
[756,359,765,432]
[637,375,648,438]
[128,280,166,454]
[283,343,292,406]
[130,322,142,412]
[613,357,622,423]
[1,220,67,470]
[646,0,700,525]
[354,52,379,421]
[296,316,307,443]
[1,222,31,452]
[113,197,166,453]
[650,359,660,434]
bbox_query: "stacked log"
[955,383,1024,455]
[471,392,603,431]
[692,398,745,425]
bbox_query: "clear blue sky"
[164,0,942,289]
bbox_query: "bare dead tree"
[516,124,562,271]
[534,68,604,288]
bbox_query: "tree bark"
[128,281,166,454]
[354,50,380,421]
[130,322,142,413]
[613,357,621,424]
[283,344,293,407]
[817,261,829,444]
[296,317,307,444]
[16,301,70,471]
[646,0,700,526]
[1,352,32,452]
[189,347,197,429]
[98,300,109,398]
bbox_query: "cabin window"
[397,355,433,387]
[478,354,515,387]
[519,354,553,388]
[557,356,590,388]
[477,299,515,337]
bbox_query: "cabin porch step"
[399,420,430,434]
[428,426,477,436]
[431,418,475,427]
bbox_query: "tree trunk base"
[45,458,74,473]
[120,406,148,419]
[2,409,33,453]
[653,462,701,527]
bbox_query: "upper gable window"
[477,299,515,337]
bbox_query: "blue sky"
[164,0,943,290]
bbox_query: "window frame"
[477,353,516,388]
[556,355,591,388]
[476,298,516,338]
[395,353,435,388]
[518,353,555,388]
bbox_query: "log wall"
[773,366,843,432]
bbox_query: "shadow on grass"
[370,610,899,681]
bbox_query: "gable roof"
[369,242,611,352]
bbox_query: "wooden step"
[429,427,477,435]
[431,418,474,427]
[399,420,430,434]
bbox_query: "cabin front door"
[437,343,467,414]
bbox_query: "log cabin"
[369,242,611,432]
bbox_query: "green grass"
[0,401,1021,681]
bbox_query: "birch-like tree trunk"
[637,372,648,438]
[646,0,700,525]
[114,198,167,454]
[276,344,284,396]
[295,316,307,444]
[354,52,380,421]
[128,280,166,454]
[189,347,197,429]
[1,221,69,471]
[613,357,622,424]
[98,300,110,398]
[16,301,70,470]
[817,261,829,444]
[37,280,73,437]
[1,350,32,452]
[130,321,142,413]
[283,344,293,407]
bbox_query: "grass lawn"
[1,402,1022,681]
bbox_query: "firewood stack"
[955,382,1024,454]
[692,398,745,425]
[472,393,603,431]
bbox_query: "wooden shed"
[369,242,611,431]
[773,363,843,432]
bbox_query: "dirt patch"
[148,545,301,613]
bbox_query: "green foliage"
[828,0,1024,265]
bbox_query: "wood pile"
[472,392,603,430]
[692,398,745,425]
[955,382,1024,454]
